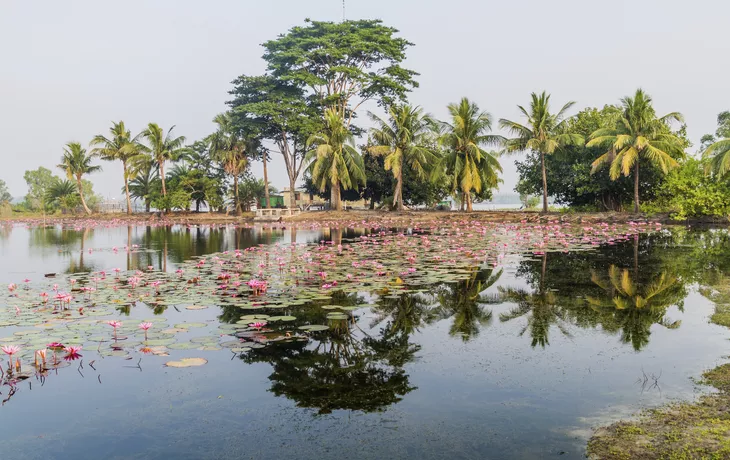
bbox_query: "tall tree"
[305,109,366,211]
[587,89,685,213]
[0,179,11,204]
[90,121,145,214]
[57,142,100,215]
[127,159,158,213]
[141,123,186,199]
[262,19,418,126]
[702,111,730,178]
[208,112,254,215]
[439,98,503,212]
[368,104,438,211]
[23,167,56,214]
[500,91,582,213]
[228,75,320,208]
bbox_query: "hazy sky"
[1,0,727,200]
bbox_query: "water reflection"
[242,290,418,414]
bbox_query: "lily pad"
[165,357,207,368]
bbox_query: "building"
[281,188,327,210]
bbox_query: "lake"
[0,220,728,459]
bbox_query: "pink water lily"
[107,320,122,339]
[2,345,20,368]
[138,322,153,340]
[249,321,267,330]
[63,345,83,361]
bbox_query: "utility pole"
[342,0,346,22]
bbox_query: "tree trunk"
[541,152,548,213]
[459,193,465,211]
[77,177,92,215]
[633,162,640,213]
[263,154,270,209]
[466,193,473,212]
[394,171,404,212]
[289,177,297,210]
[123,162,132,215]
[145,200,151,213]
[331,182,342,211]
[160,161,167,197]
[234,175,241,216]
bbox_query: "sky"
[0,0,727,200]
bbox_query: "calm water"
[0,222,729,459]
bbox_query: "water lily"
[63,345,83,361]
[2,345,20,368]
[138,322,153,340]
[249,321,267,330]
[107,320,122,339]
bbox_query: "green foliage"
[439,98,503,211]
[647,158,730,219]
[128,161,158,212]
[236,174,271,212]
[500,91,582,213]
[702,111,730,178]
[151,188,190,212]
[45,179,79,212]
[57,142,101,214]
[262,19,418,124]
[0,179,12,204]
[305,109,366,210]
[368,104,438,210]
[588,89,686,212]
[23,167,57,212]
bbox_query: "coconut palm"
[305,109,366,211]
[368,105,438,211]
[703,137,730,179]
[140,123,186,199]
[57,142,100,215]
[500,92,582,213]
[128,158,157,212]
[90,121,146,214]
[439,98,503,212]
[587,89,685,213]
[208,112,255,215]
[45,179,79,212]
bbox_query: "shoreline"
[1,210,728,226]
[587,300,730,459]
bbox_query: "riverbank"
[587,296,730,459]
[1,209,727,227]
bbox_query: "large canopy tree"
[500,92,582,213]
[587,89,685,213]
[262,19,418,127]
[305,109,366,211]
[229,76,321,209]
[90,121,145,214]
[368,104,438,211]
[439,98,503,212]
[57,142,100,215]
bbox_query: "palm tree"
[500,92,582,213]
[90,121,146,215]
[128,158,157,212]
[306,109,366,211]
[439,98,503,212]
[208,112,253,215]
[368,105,438,211]
[703,138,730,179]
[140,123,186,199]
[57,142,101,215]
[587,89,685,213]
[45,179,79,213]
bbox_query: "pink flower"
[138,322,153,331]
[107,320,122,329]
[249,321,267,330]
[63,345,83,361]
[7,283,16,292]
[2,345,20,358]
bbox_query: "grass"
[588,293,730,459]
